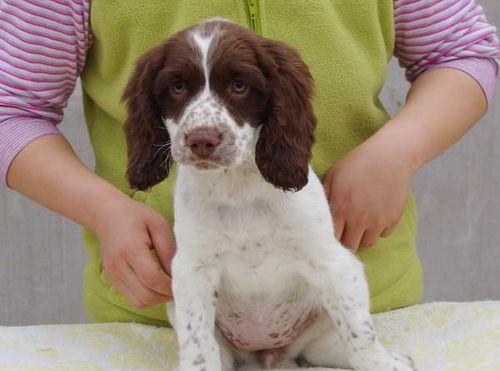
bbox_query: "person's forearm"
[369,67,489,176]
[7,135,127,234]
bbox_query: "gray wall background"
[0,2,499,326]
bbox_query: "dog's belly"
[211,233,326,351]
[215,288,322,351]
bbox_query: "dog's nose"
[185,128,222,158]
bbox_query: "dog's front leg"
[171,255,222,371]
[299,242,416,371]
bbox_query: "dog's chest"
[176,170,329,351]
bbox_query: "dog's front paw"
[388,350,418,371]
[178,356,221,371]
[353,349,417,371]
[391,351,418,371]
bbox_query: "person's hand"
[93,194,175,309]
[323,137,414,252]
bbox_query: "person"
[0,0,498,327]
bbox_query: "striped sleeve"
[0,0,90,185]
[394,0,500,104]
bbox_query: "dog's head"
[123,19,316,192]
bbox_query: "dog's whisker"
[153,143,171,159]
[154,126,169,131]
[159,152,172,168]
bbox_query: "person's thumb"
[145,212,176,277]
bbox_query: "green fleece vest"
[81,0,423,327]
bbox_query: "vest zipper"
[246,0,261,34]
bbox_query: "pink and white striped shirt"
[0,0,499,184]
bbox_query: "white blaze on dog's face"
[164,22,259,170]
[123,19,316,192]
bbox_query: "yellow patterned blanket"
[0,302,499,371]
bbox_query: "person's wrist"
[86,186,131,236]
[368,116,424,179]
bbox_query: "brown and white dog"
[123,18,417,371]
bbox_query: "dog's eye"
[231,79,248,94]
[171,79,186,95]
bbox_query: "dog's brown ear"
[255,39,316,192]
[122,47,172,191]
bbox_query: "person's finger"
[327,191,346,240]
[113,277,146,309]
[146,215,176,277]
[381,223,397,237]
[333,217,346,241]
[323,180,333,202]
[103,261,144,308]
[322,169,335,199]
[358,227,382,251]
[128,247,172,298]
[341,223,365,252]
[122,261,171,307]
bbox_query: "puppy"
[123,18,417,371]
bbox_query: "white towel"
[0,302,499,370]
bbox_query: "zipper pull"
[247,0,261,33]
